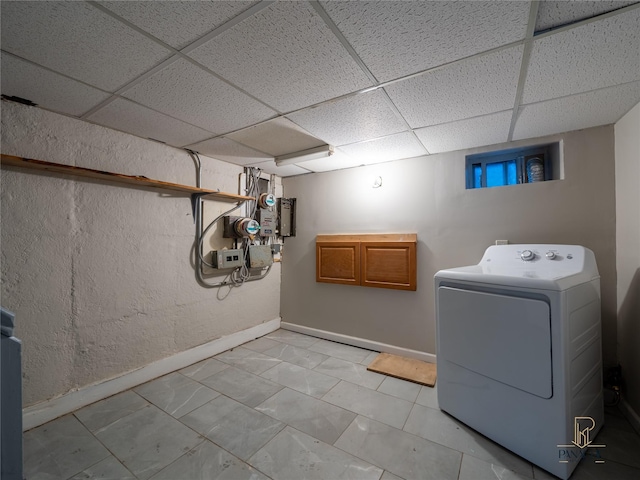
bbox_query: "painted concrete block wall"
[1,101,280,407]
[281,125,617,366]
[615,102,640,416]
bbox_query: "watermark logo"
[573,416,596,448]
[557,416,606,464]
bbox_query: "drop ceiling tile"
[298,149,363,173]
[0,2,170,92]
[320,0,529,83]
[287,90,408,147]
[523,8,640,104]
[98,1,259,49]
[123,58,276,135]
[535,1,639,32]
[513,82,640,141]
[188,1,372,112]
[1,53,110,117]
[86,98,213,147]
[227,117,325,156]
[415,111,512,154]
[246,160,311,178]
[385,45,523,129]
[186,137,272,166]
[338,132,427,165]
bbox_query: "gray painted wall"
[615,102,640,416]
[281,126,617,366]
[1,102,281,407]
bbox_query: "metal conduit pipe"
[186,150,271,289]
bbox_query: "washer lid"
[435,244,599,291]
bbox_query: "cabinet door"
[361,242,416,291]
[316,242,360,285]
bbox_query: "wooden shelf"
[0,154,254,203]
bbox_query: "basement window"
[466,142,562,189]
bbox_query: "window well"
[466,142,562,189]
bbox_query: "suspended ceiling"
[1,1,639,177]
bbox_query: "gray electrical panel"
[257,208,277,237]
[248,245,273,268]
[277,198,296,237]
[211,249,244,269]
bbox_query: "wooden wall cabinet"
[316,234,417,291]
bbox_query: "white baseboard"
[281,322,436,364]
[23,317,280,431]
[619,397,640,436]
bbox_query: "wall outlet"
[495,240,509,245]
[211,249,244,269]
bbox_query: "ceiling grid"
[1,0,638,176]
[507,0,540,142]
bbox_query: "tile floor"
[24,329,640,480]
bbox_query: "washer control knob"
[521,250,535,261]
[546,251,556,260]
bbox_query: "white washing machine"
[435,245,603,479]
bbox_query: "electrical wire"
[196,200,246,268]
[231,166,263,286]
[187,152,271,289]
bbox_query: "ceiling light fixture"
[275,145,334,166]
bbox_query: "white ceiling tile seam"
[178,1,275,56]
[384,45,523,130]
[219,136,276,160]
[100,2,528,125]
[189,114,318,154]
[168,35,526,133]
[336,130,419,149]
[190,115,323,157]
[93,49,281,119]
[414,109,516,135]
[176,55,281,115]
[519,79,640,109]
[88,0,275,60]
[522,10,640,105]
[255,40,527,127]
[373,39,527,92]
[308,0,380,85]
[378,89,414,131]
[409,130,431,156]
[3,0,637,176]
[88,0,633,119]
[86,0,281,116]
[77,115,203,150]
[184,1,373,113]
[320,0,530,83]
[0,51,111,96]
[507,0,540,142]
[90,96,219,138]
[79,55,182,120]
[86,1,178,55]
[533,1,640,39]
